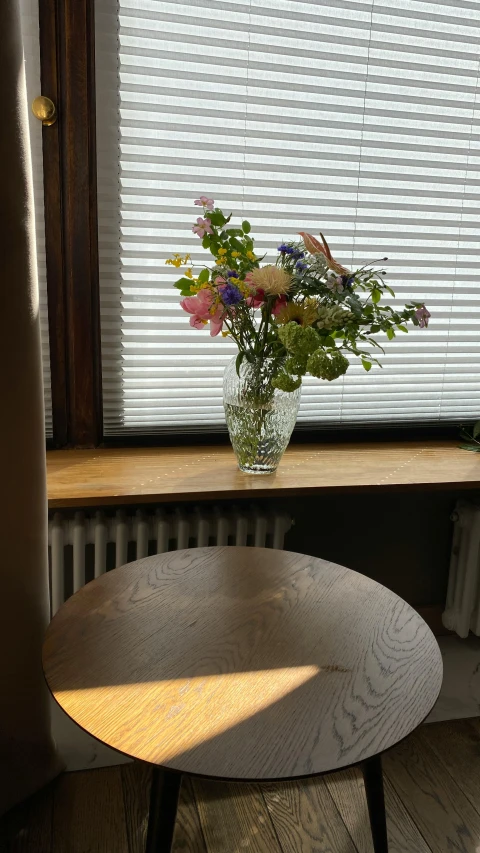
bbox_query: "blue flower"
[277,244,294,255]
[227,270,239,278]
[292,250,305,260]
[295,261,308,271]
[219,283,243,305]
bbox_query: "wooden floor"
[2,719,480,852]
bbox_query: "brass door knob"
[32,95,57,126]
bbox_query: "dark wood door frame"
[39,0,102,447]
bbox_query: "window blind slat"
[96,0,480,434]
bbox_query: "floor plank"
[263,776,357,853]
[193,779,279,853]
[0,782,54,853]
[325,765,432,853]
[52,767,129,853]
[3,720,480,852]
[121,763,150,853]
[121,764,207,853]
[419,720,480,817]
[383,730,480,853]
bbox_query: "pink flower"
[194,196,214,210]
[246,287,265,309]
[415,305,431,328]
[192,217,213,238]
[180,289,225,336]
[326,273,344,294]
[214,276,227,286]
[272,295,288,316]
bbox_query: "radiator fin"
[48,505,292,615]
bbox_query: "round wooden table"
[43,547,443,853]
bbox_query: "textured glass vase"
[223,356,301,474]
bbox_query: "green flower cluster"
[272,322,349,389]
[307,349,349,381]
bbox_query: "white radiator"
[443,500,480,638]
[48,506,292,615]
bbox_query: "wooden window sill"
[46,440,480,508]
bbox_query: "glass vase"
[223,356,301,474]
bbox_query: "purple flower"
[415,305,431,328]
[292,249,305,260]
[227,270,239,278]
[295,261,308,271]
[219,283,243,305]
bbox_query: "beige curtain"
[0,1,62,814]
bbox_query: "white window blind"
[20,0,53,438]
[95,0,480,436]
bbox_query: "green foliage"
[197,269,210,284]
[242,220,251,233]
[208,211,227,227]
[235,351,245,376]
[174,277,195,296]
[459,420,480,452]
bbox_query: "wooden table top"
[46,440,480,508]
[43,547,443,781]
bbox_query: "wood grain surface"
[46,440,480,508]
[325,766,431,853]
[52,767,128,853]
[383,731,480,853]
[417,719,480,817]
[121,767,206,853]
[193,780,278,853]
[263,777,357,853]
[43,547,442,780]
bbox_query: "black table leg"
[145,766,182,853]
[361,755,389,853]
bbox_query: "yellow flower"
[246,250,256,261]
[166,252,191,268]
[218,247,227,256]
[231,251,241,258]
[215,258,223,265]
[222,330,230,337]
[275,301,318,327]
[185,268,193,279]
[250,265,292,296]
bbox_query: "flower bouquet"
[169,197,430,473]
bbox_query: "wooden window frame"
[40,0,102,448]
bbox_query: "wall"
[278,490,457,608]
